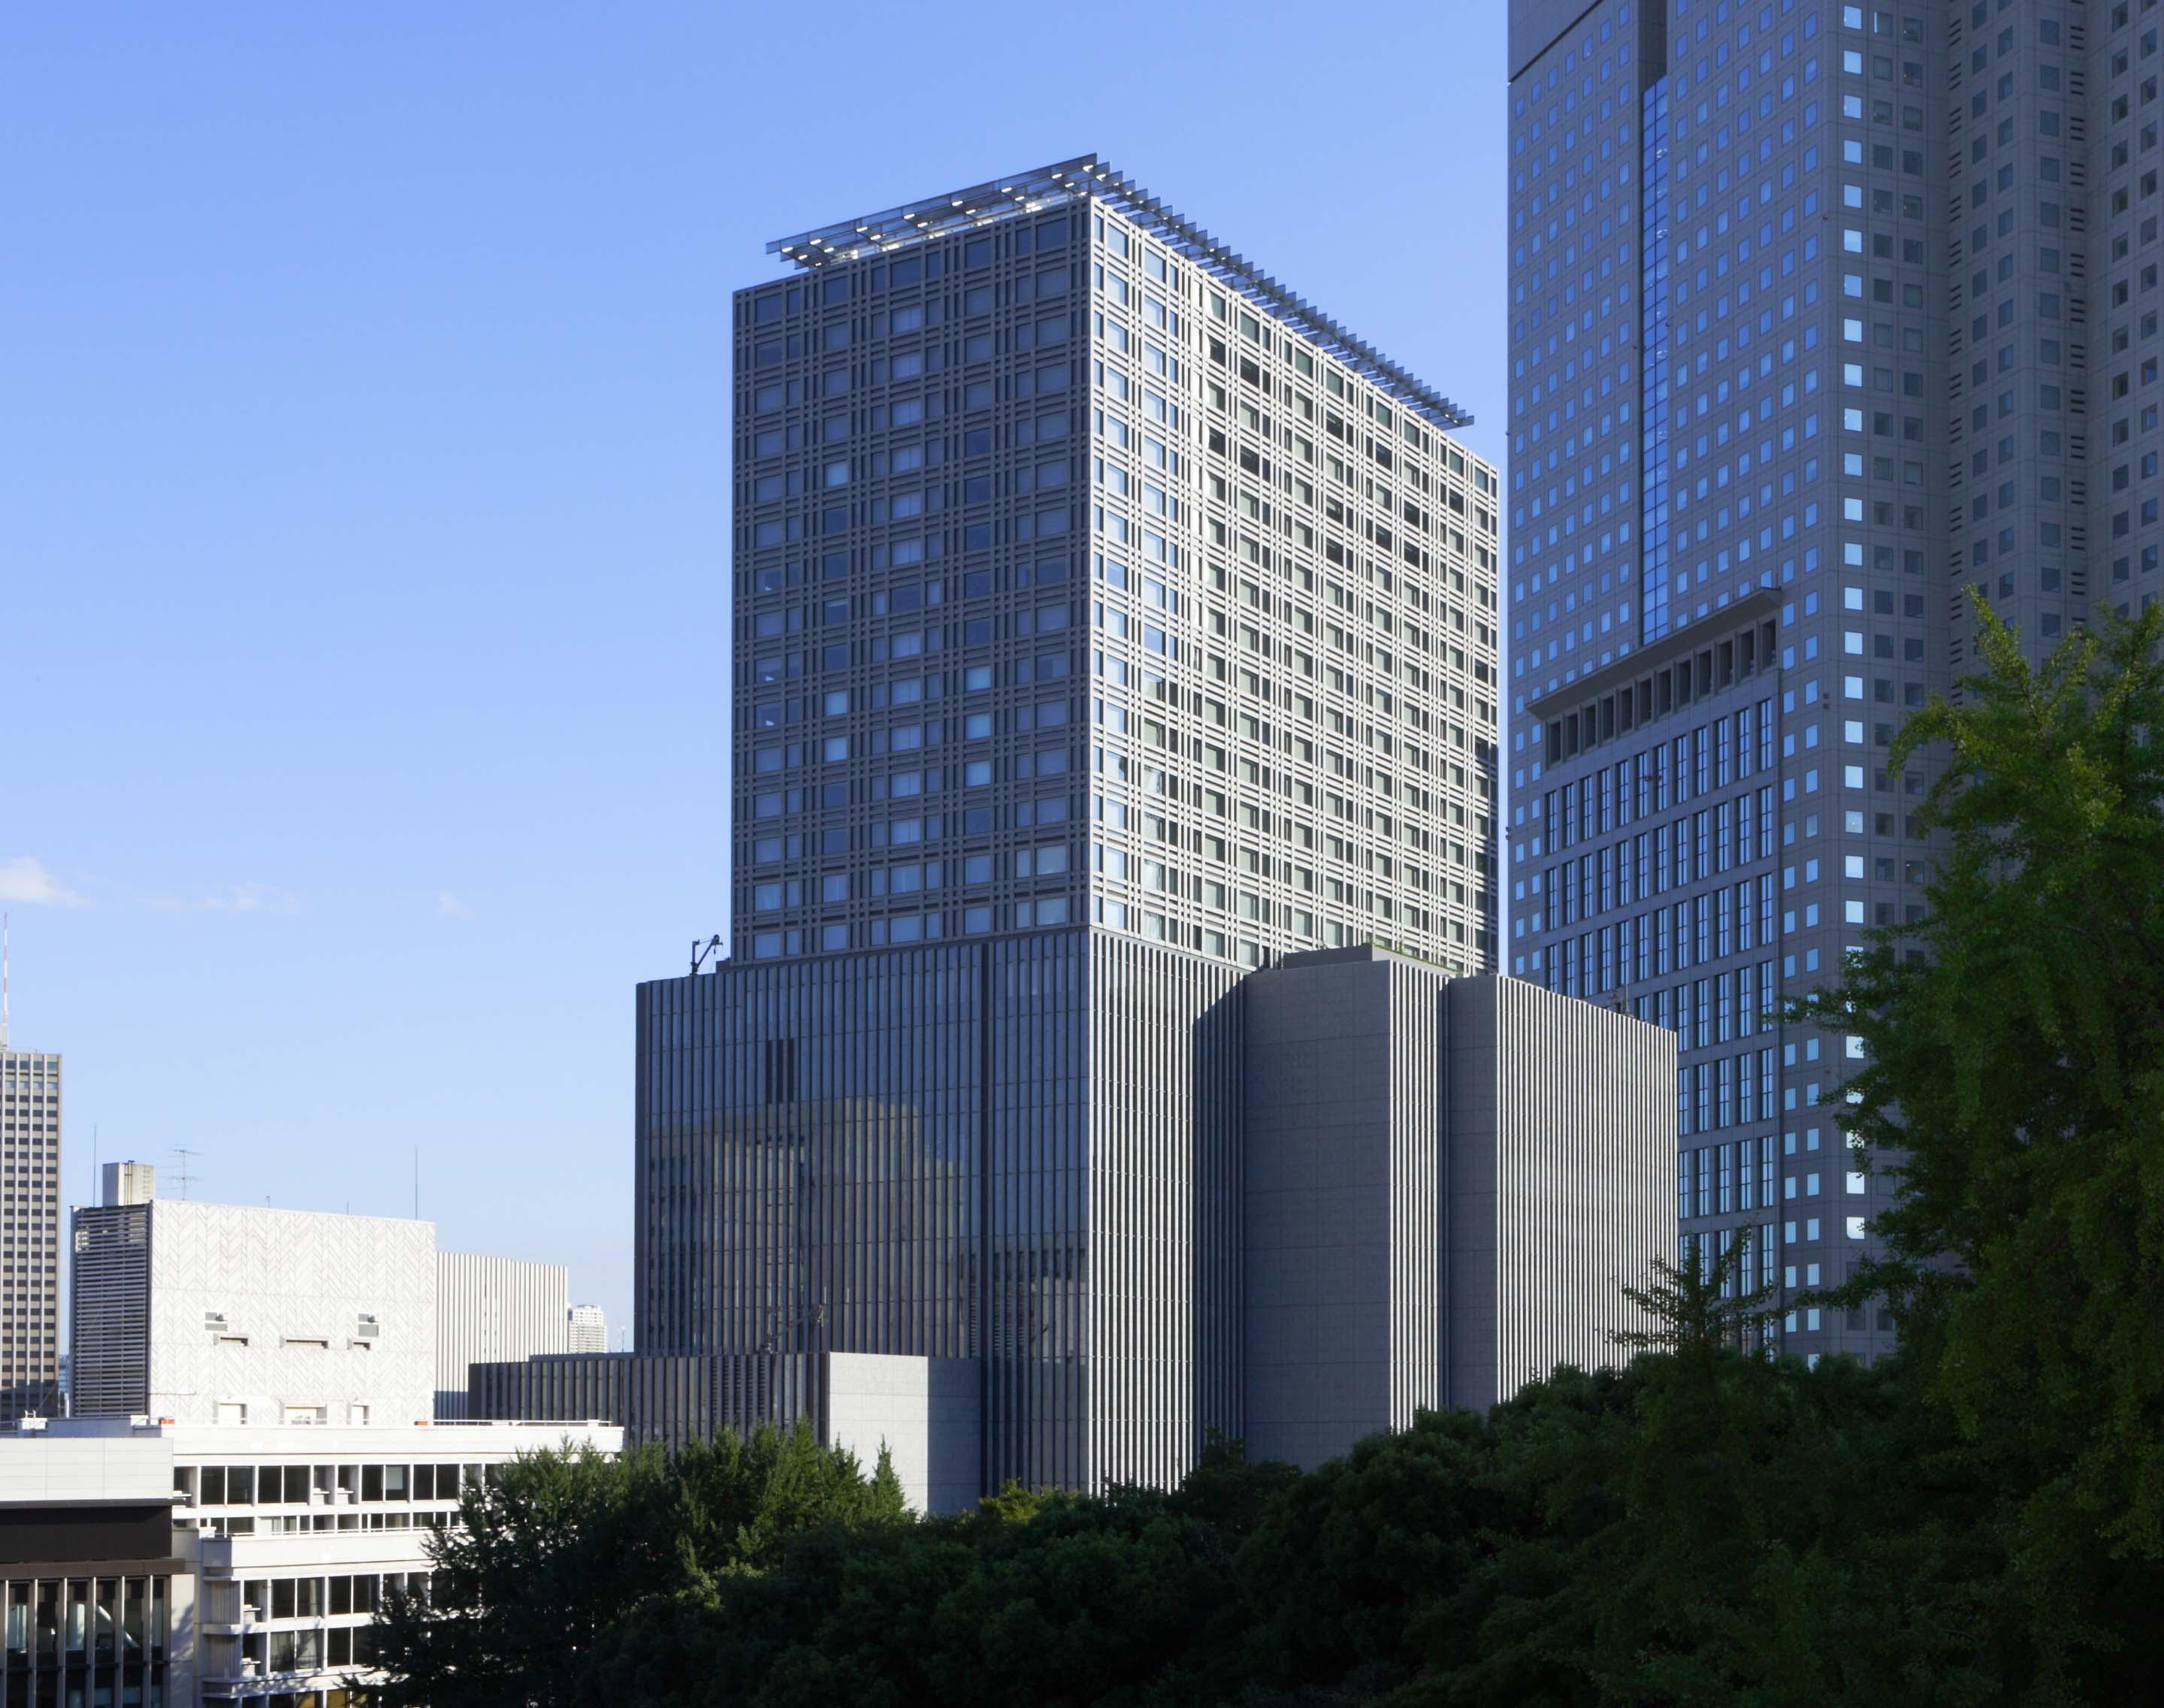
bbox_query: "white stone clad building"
[71,1195,436,1428]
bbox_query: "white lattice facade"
[70,1202,436,1428]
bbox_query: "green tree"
[1801,593,2164,1694]
[367,1422,905,1708]
[1611,1226,1779,1360]
[1225,1406,1507,1699]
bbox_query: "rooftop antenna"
[413,1147,420,1220]
[171,1148,200,1202]
[2,911,11,1050]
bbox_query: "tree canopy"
[370,596,2164,1706]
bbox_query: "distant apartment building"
[433,1253,568,1419]
[69,1171,435,1427]
[565,1303,607,1355]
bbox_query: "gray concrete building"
[468,1350,981,1514]
[638,930,1244,1495]
[1242,953,1673,1467]
[648,155,1528,1494]
[1501,0,2146,1362]
[434,1252,569,1419]
[0,1003,62,1423]
[635,933,1675,1489]
[69,1174,436,1427]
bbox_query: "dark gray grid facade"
[733,160,1502,978]
[67,1204,150,1419]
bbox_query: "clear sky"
[2,2,1510,1341]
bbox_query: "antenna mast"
[2,912,11,1050]
[171,1147,200,1202]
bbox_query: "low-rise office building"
[70,1173,435,1428]
[470,1349,980,1515]
[2,1416,621,1707]
[483,944,1673,1495]
[0,1426,190,1706]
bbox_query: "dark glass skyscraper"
[1507,0,2125,1364]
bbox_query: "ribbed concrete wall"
[1247,952,1674,1465]
[435,1253,569,1419]
[635,936,1669,1491]
[468,1353,818,1454]
[1244,948,1447,1469]
[637,942,986,1365]
[1445,976,1673,1410]
[1077,933,1243,1495]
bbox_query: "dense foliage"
[372,599,2164,1706]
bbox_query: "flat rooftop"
[765,154,1473,433]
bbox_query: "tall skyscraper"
[1506,0,2126,1362]
[0,927,62,1422]
[616,157,1687,1502]
[713,156,1504,1491]
[734,156,1502,972]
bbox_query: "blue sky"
[1,2,1510,1339]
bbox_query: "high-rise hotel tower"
[730,157,1502,972]
[634,159,1532,1495]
